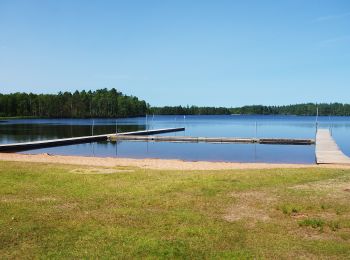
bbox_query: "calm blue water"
[0,115,349,164]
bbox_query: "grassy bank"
[0,161,350,258]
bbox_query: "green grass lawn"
[1,161,350,259]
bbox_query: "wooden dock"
[0,127,185,152]
[315,129,350,164]
[8,127,350,166]
[108,135,315,145]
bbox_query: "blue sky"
[0,0,349,106]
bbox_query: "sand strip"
[1,152,350,170]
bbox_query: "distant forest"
[150,103,350,116]
[1,89,350,118]
[0,89,148,118]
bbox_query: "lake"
[0,115,349,164]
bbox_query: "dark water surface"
[0,115,349,164]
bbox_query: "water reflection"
[0,123,145,143]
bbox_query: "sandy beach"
[1,152,350,170]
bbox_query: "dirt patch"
[293,176,350,190]
[54,202,78,210]
[223,190,276,223]
[288,223,344,242]
[292,178,350,201]
[290,213,309,219]
[35,197,57,202]
[70,168,134,175]
[1,196,58,203]
[0,196,23,203]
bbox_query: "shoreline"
[1,152,350,170]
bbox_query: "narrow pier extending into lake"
[0,127,185,152]
[108,135,315,145]
[315,129,350,164]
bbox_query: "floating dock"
[5,127,349,166]
[0,127,185,152]
[108,135,315,145]
[315,129,350,164]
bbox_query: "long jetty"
[315,128,350,164]
[108,135,315,145]
[0,127,185,152]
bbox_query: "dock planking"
[0,127,185,152]
[315,129,350,164]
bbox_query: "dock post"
[115,119,118,134]
[92,119,95,136]
[330,123,333,136]
[184,115,186,136]
[315,105,319,138]
[329,114,333,136]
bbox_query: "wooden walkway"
[109,135,315,145]
[315,129,350,164]
[0,127,185,152]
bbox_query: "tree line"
[1,89,350,117]
[0,88,149,118]
[150,103,350,116]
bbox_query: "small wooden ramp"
[316,129,350,164]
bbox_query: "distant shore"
[1,152,350,170]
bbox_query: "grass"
[0,161,350,258]
[299,218,325,229]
